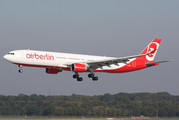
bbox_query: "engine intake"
[71,63,87,72]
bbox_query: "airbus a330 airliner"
[3,39,170,81]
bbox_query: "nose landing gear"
[18,65,23,73]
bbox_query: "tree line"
[0,92,178,117]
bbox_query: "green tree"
[27,105,39,115]
[54,106,64,116]
[43,105,55,115]
[1,106,12,115]
[133,108,141,116]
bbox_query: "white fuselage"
[4,50,128,71]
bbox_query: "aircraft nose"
[3,54,12,62]
[3,54,15,63]
[3,54,11,61]
[3,55,7,60]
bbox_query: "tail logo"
[146,42,159,61]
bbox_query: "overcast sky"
[0,0,178,96]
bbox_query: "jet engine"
[45,68,61,74]
[71,63,87,72]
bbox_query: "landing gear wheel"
[19,69,23,73]
[73,73,79,79]
[88,73,94,78]
[77,77,83,81]
[92,76,98,81]
[73,74,78,78]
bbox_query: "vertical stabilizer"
[140,39,161,61]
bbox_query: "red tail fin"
[140,39,161,61]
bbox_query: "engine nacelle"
[45,68,61,74]
[71,63,87,72]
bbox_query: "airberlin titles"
[26,53,54,60]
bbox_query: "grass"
[0,117,132,120]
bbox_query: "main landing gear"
[88,73,98,81]
[73,73,83,81]
[88,69,98,81]
[18,65,23,73]
[72,73,98,82]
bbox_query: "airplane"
[3,39,171,81]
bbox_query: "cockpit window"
[8,53,15,55]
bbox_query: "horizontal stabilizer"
[145,60,173,67]
[155,60,174,63]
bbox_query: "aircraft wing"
[83,52,154,69]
